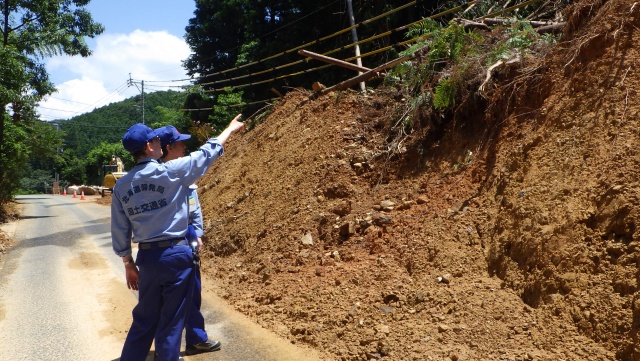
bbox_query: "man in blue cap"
[111,116,244,361]
[157,125,220,355]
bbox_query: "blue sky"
[87,0,193,38]
[38,1,197,121]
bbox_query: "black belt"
[138,238,187,250]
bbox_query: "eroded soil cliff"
[195,1,640,360]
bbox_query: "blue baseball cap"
[157,125,191,147]
[122,123,162,153]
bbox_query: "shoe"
[185,340,222,355]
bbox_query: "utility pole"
[346,0,365,92]
[128,74,145,124]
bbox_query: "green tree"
[182,0,439,106]
[150,105,189,129]
[59,90,186,159]
[208,90,244,132]
[55,148,87,185]
[27,120,64,160]
[182,0,462,126]
[21,120,65,191]
[0,0,104,202]
[19,168,54,194]
[182,87,242,135]
[0,116,29,200]
[85,142,131,185]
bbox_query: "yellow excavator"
[101,155,126,196]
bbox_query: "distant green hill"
[58,90,187,158]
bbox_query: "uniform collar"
[136,158,159,166]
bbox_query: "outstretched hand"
[228,114,245,133]
[217,114,245,145]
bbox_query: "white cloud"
[39,30,192,121]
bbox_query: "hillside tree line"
[1,0,563,201]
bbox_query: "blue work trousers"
[185,264,208,345]
[120,244,194,361]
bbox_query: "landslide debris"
[96,0,640,359]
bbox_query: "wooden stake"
[270,87,284,98]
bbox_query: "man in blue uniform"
[157,125,220,355]
[111,115,244,361]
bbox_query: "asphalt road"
[0,195,325,361]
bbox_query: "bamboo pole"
[320,56,412,95]
[346,0,365,92]
[298,50,371,72]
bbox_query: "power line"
[46,96,95,106]
[198,1,472,94]
[44,0,544,119]
[37,81,134,121]
[195,1,418,82]
[143,83,189,90]
[185,0,344,74]
[52,122,132,129]
[100,2,419,88]
[71,81,131,115]
[38,106,80,113]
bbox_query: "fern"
[433,78,456,109]
[389,11,560,115]
[405,18,440,39]
[486,18,557,65]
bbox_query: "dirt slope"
[194,1,640,360]
[1,0,633,360]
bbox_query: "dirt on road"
[0,202,19,254]
[6,0,640,360]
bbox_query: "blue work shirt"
[111,138,223,257]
